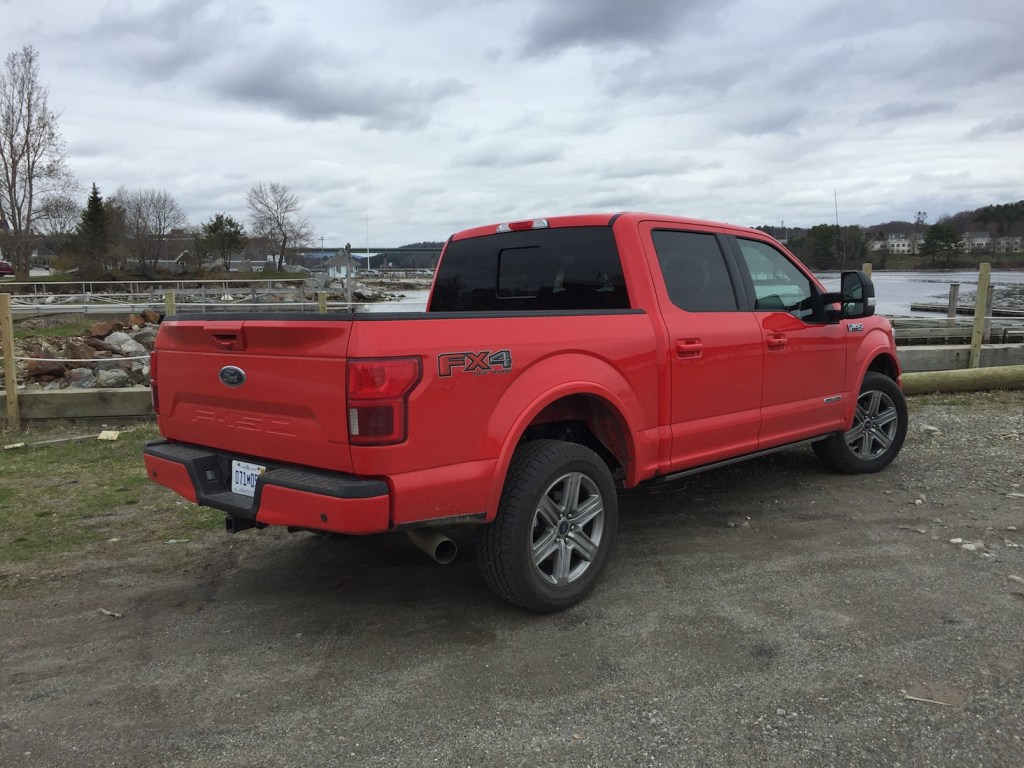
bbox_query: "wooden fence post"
[946,283,960,327]
[318,291,328,313]
[1,292,21,430]
[968,263,991,369]
[164,291,176,317]
[862,262,873,277]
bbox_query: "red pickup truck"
[144,213,907,611]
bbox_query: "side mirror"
[819,270,876,321]
[839,270,875,318]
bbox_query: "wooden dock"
[909,303,1024,318]
[894,317,1024,345]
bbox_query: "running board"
[652,437,825,485]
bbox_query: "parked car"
[0,260,14,276]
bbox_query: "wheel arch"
[866,350,900,381]
[481,354,655,522]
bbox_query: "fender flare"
[852,326,902,386]
[481,352,654,521]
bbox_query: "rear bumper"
[143,439,391,535]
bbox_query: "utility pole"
[344,243,353,307]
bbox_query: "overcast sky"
[4,0,1023,247]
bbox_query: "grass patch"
[0,421,222,564]
[908,389,1024,409]
[14,322,92,340]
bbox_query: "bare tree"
[246,181,313,270]
[109,187,189,275]
[0,45,75,278]
[37,191,81,239]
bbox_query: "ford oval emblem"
[219,366,246,388]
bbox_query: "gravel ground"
[1,392,1023,767]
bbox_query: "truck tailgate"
[154,316,353,472]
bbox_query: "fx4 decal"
[438,349,513,377]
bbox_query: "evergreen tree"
[76,183,108,276]
[921,221,963,268]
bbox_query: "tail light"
[149,350,160,414]
[347,357,421,445]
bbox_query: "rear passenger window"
[430,227,629,312]
[651,230,738,312]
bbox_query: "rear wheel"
[477,440,618,612]
[813,372,908,474]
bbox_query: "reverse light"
[347,357,422,445]
[496,218,549,233]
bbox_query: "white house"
[324,253,352,279]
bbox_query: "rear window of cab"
[429,227,630,312]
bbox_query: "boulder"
[103,331,134,351]
[84,337,116,352]
[95,358,127,372]
[88,321,121,338]
[119,339,149,358]
[131,327,158,346]
[64,368,97,388]
[65,340,96,360]
[25,349,66,378]
[97,369,130,388]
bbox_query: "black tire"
[477,440,618,612]
[813,372,908,474]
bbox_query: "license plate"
[231,460,266,497]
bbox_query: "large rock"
[64,368,97,388]
[97,369,130,388]
[65,340,96,360]
[25,349,66,378]
[119,339,149,359]
[130,327,158,346]
[88,321,122,338]
[95,357,128,372]
[84,337,116,352]
[103,331,134,351]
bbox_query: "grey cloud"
[967,115,1024,139]
[725,108,809,138]
[90,0,263,82]
[519,0,725,57]
[600,156,720,180]
[859,101,955,125]
[210,42,466,128]
[902,35,1024,90]
[84,0,467,128]
[451,142,564,168]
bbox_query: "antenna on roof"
[834,189,846,263]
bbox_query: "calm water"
[818,271,1024,317]
[368,271,1024,318]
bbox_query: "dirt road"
[2,393,1023,767]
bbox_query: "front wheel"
[477,440,618,612]
[813,372,908,474]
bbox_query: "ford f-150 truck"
[143,212,907,611]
